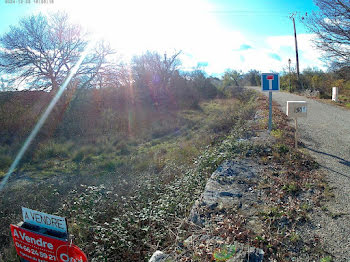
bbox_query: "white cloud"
[180,33,326,75]
[264,34,326,71]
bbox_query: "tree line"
[1,0,350,102]
[0,11,263,107]
[280,66,350,99]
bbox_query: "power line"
[209,9,296,15]
[208,9,308,18]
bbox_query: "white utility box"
[286,101,307,118]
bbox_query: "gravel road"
[248,86,350,261]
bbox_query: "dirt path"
[248,86,350,261]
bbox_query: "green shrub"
[83,155,93,164]
[276,144,289,154]
[116,142,131,155]
[213,245,236,261]
[71,145,99,163]
[34,142,71,160]
[98,159,123,172]
[151,126,174,139]
[320,256,332,262]
[289,232,300,243]
[0,155,12,170]
[271,129,283,139]
[0,145,10,155]
[72,151,85,163]
[283,182,299,194]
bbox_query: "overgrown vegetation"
[145,96,329,261]
[280,66,350,106]
[0,84,259,261]
[0,89,331,261]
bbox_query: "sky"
[0,0,326,76]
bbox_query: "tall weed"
[34,142,72,161]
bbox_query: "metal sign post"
[268,91,273,132]
[261,73,280,133]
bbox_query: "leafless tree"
[0,12,114,92]
[131,50,182,107]
[304,0,350,68]
[132,50,182,89]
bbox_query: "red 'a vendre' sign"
[10,224,87,262]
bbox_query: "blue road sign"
[261,73,280,92]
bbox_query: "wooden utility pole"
[290,14,300,80]
[288,58,291,91]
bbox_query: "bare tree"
[131,50,182,107]
[304,0,350,68]
[0,12,113,92]
[132,51,182,89]
[91,61,131,89]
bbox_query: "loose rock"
[189,159,261,225]
[148,251,167,262]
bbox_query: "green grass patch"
[72,146,97,163]
[213,245,236,261]
[282,182,299,195]
[98,159,125,172]
[34,142,72,161]
[271,129,283,139]
[320,256,332,262]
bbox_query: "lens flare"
[0,41,95,192]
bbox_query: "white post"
[332,87,339,102]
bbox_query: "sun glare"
[16,0,325,75]
[41,0,217,58]
[37,0,262,73]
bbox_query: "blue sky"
[0,0,325,75]
[209,0,315,36]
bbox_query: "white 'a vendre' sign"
[22,207,67,233]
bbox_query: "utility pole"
[290,13,300,80]
[288,58,291,91]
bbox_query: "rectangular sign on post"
[261,73,280,92]
[22,207,67,234]
[286,101,307,149]
[11,224,87,262]
[261,73,279,132]
[11,224,67,262]
[286,101,307,118]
